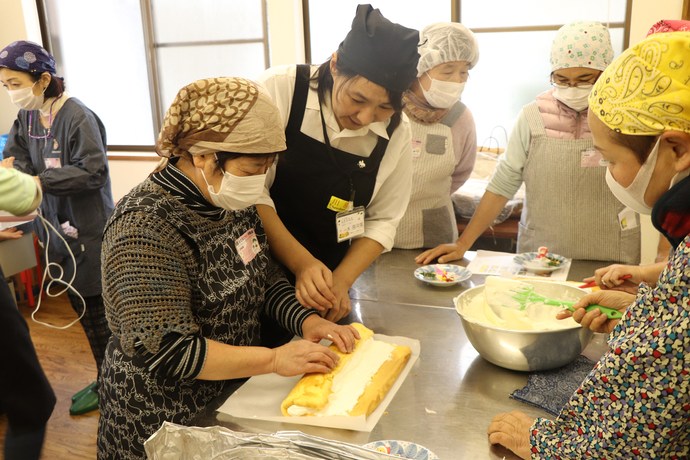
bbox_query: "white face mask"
[200,159,267,211]
[8,81,44,111]
[604,137,661,215]
[552,84,592,112]
[420,74,465,109]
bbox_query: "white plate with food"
[364,440,439,460]
[414,264,472,287]
[513,252,569,274]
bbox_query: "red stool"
[33,236,44,299]
[20,269,35,306]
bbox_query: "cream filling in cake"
[286,337,395,417]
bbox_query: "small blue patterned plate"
[414,264,472,287]
[363,440,439,459]
[513,252,569,273]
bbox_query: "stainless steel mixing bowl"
[454,279,594,372]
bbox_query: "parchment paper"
[217,334,420,432]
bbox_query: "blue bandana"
[0,40,57,75]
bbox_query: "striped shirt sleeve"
[264,278,318,337]
[134,332,207,379]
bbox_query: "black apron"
[261,65,393,348]
[270,64,393,273]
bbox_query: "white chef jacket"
[255,64,413,251]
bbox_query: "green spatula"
[484,277,623,320]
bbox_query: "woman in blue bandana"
[0,40,114,415]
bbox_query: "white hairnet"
[417,22,479,76]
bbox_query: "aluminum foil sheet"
[144,422,398,459]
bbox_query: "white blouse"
[255,64,413,251]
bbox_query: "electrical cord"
[30,208,85,329]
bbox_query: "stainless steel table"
[351,249,611,309]
[195,250,610,459]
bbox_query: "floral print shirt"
[530,235,690,459]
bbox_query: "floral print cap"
[0,40,56,76]
[550,20,613,73]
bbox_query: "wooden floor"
[0,292,99,459]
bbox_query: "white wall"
[108,158,157,202]
[627,0,683,264]
[0,1,28,135]
[629,0,684,45]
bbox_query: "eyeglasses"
[28,110,52,140]
[550,75,599,88]
[551,81,595,88]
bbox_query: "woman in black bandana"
[255,5,420,334]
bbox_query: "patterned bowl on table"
[414,264,472,287]
[513,252,569,274]
[363,440,439,459]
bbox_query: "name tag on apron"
[580,148,606,167]
[235,228,262,265]
[44,157,62,169]
[411,139,423,158]
[618,207,638,231]
[336,206,365,242]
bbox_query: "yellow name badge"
[327,196,350,213]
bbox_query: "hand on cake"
[281,323,411,418]
[272,340,341,377]
[302,315,360,354]
[487,410,534,460]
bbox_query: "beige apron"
[518,102,641,264]
[395,102,465,249]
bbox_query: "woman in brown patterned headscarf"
[97,77,359,460]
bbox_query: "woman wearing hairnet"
[488,31,690,459]
[394,23,479,249]
[417,21,642,266]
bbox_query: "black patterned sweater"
[101,163,316,379]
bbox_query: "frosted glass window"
[43,0,155,145]
[462,28,625,150]
[151,0,264,43]
[461,0,628,29]
[308,0,449,64]
[156,43,267,112]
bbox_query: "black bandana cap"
[336,4,420,93]
[652,174,690,250]
[0,40,57,76]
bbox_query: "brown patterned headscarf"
[155,77,286,170]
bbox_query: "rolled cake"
[281,323,411,417]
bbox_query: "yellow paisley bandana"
[155,77,286,162]
[589,32,690,135]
